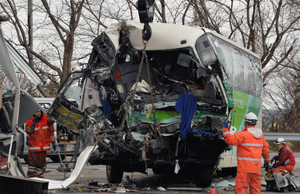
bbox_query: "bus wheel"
[50,155,65,163]
[106,164,123,183]
[194,166,214,188]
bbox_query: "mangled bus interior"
[48,20,262,187]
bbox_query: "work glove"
[26,137,29,146]
[29,117,39,133]
[271,156,276,164]
[51,141,56,151]
[223,119,229,128]
[264,163,268,171]
[264,163,272,171]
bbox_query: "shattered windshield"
[59,48,226,124]
[62,75,84,110]
[60,68,111,113]
[115,48,225,107]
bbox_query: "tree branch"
[41,0,68,43]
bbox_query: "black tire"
[266,180,276,191]
[217,167,237,177]
[266,182,271,191]
[50,155,65,163]
[152,167,159,174]
[194,166,214,188]
[88,149,101,165]
[280,187,289,192]
[106,164,123,183]
[152,164,173,175]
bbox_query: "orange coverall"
[26,113,54,178]
[272,145,295,174]
[223,126,270,194]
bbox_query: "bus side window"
[232,49,245,92]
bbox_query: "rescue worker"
[25,109,56,178]
[271,137,295,174]
[223,112,270,194]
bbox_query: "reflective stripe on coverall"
[27,151,47,178]
[26,114,54,152]
[223,126,270,194]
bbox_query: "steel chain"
[117,28,163,149]
[118,40,147,132]
[145,51,163,147]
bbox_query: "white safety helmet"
[244,112,257,125]
[275,137,286,145]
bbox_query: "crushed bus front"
[48,20,233,187]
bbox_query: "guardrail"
[264,133,300,141]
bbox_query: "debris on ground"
[0,153,8,174]
[67,182,140,193]
[156,186,167,191]
[211,180,235,191]
[166,187,203,192]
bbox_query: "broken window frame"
[201,34,262,98]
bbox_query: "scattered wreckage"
[48,19,232,187]
[0,0,267,190]
[0,15,39,178]
[0,15,97,191]
[1,0,236,189]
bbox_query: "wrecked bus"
[48,20,262,187]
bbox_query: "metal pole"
[28,0,33,67]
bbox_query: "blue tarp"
[192,129,214,136]
[101,99,111,121]
[175,94,197,140]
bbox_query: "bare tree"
[186,0,300,132]
[1,0,84,92]
[1,0,299,100]
[188,0,300,84]
[263,68,300,132]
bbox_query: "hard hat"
[275,137,285,145]
[244,112,257,125]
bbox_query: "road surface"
[19,153,300,193]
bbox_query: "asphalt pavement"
[19,153,300,193]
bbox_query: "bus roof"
[105,20,260,59]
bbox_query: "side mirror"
[196,35,218,66]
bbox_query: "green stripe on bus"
[231,90,262,133]
[231,90,249,132]
[227,90,262,155]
